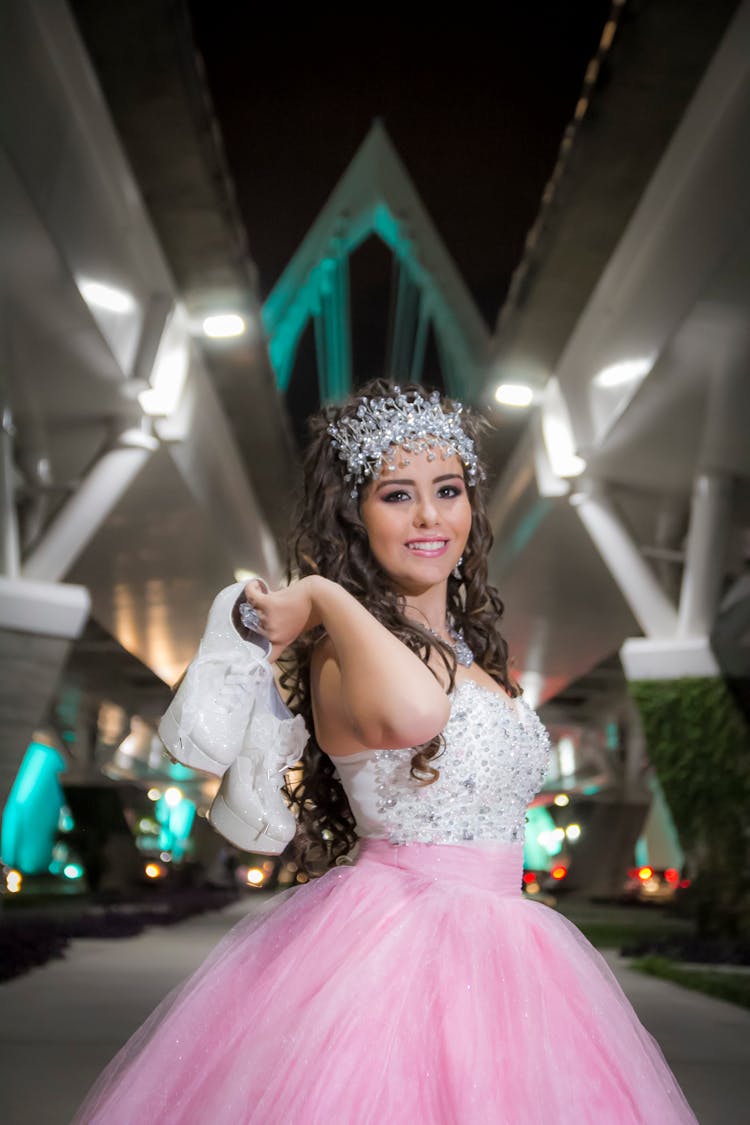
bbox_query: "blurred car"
[622,866,691,904]
[522,864,568,905]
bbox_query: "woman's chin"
[388,562,452,593]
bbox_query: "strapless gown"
[72,681,697,1124]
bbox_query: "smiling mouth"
[405,540,449,554]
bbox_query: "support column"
[0,379,20,579]
[22,426,158,583]
[0,577,90,822]
[410,293,429,384]
[315,255,352,403]
[387,263,420,382]
[677,474,733,637]
[571,484,678,637]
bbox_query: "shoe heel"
[157,711,231,776]
[209,793,291,855]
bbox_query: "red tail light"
[522,871,537,885]
[664,868,679,885]
[550,865,567,880]
[637,866,654,882]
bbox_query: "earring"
[452,555,464,580]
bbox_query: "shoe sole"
[158,711,233,776]
[209,792,293,855]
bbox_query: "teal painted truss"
[262,124,490,404]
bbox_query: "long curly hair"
[278,379,519,875]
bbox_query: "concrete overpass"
[0,0,747,888]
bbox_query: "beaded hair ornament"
[328,387,483,498]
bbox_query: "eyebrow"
[374,473,465,493]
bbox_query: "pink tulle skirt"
[72,839,696,1124]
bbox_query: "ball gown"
[72,680,697,1124]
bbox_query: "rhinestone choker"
[427,621,474,668]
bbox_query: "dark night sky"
[188,3,613,419]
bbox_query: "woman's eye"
[381,490,410,503]
[438,485,462,498]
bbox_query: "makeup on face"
[360,449,472,594]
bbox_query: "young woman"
[73,381,696,1124]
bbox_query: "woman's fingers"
[241,579,312,649]
[244,577,269,603]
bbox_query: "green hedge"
[629,678,750,938]
[632,955,750,1011]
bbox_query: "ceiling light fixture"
[138,336,189,417]
[494,383,534,407]
[78,279,136,314]
[541,415,586,477]
[202,313,246,339]
[594,357,653,388]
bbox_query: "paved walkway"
[599,951,750,1125]
[1,897,748,1124]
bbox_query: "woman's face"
[359,446,472,595]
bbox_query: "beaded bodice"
[329,680,551,846]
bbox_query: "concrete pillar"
[22,427,157,583]
[677,473,733,638]
[0,370,20,579]
[571,485,678,637]
[0,577,90,819]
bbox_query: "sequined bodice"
[329,680,551,846]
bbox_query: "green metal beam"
[261,125,491,404]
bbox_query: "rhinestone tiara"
[327,387,483,496]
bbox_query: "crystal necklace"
[427,619,474,668]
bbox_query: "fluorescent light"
[139,339,189,417]
[558,736,576,778]
[594,357,653,388]
[541,415,586,477]
[494,383,534,407]
[202,313,246,339]
[539,377,586,479]
[78,279,135,314]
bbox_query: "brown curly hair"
[278,379,519,875]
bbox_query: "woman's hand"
[243,576,321,653]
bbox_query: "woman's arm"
[243,576,450,753]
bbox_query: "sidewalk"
[0,899,254,1125]
[1,896,749,1124]
[601,951,750,1125]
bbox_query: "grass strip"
[631,955,750,1011]
[572,923,677,950]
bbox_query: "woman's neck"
[400,583,449,635]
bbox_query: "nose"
[415,494,439,527]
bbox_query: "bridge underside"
[0,1,747,827]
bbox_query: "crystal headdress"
[328,387,483,496]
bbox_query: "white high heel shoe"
[158,581,309,853]
[208,689,307,854]
[158,582,273,776]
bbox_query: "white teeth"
[407,541,447,553]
